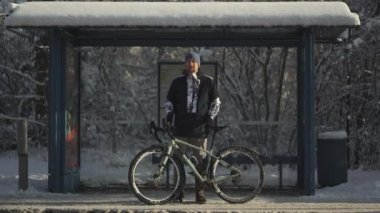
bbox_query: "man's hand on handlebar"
[164,121,174,133]
[166,112,173,125]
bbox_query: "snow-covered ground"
[1,147,380,203]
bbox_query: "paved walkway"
[1,189,380,212]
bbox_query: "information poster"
[64,46,79,169]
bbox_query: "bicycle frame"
[157,137,242,185]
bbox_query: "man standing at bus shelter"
[165,52,221,204]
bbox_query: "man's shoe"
[173,190,184,203]
[195,190,206,204]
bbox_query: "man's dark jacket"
[167,74,218,139]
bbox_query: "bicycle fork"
[153,144,174,179]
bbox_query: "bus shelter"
[5,1,359,195]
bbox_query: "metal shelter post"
[297,28,316,195]
[48,29,66,192]
[48,29,81,193]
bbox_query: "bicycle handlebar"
[150,121,228,146]
[150,121,175,143]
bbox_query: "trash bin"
[317,130,348,186]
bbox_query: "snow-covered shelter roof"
[4,1,360,46]
[5,1,360,28]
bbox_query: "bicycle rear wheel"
[211,146,264,204]
[128,145,185,205]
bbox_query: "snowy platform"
[1,189,380,212]
[1,149,380,211]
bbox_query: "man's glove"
[166,112,173,125]
[207,117,215,127]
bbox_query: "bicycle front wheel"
[128,145,185,205]
[211,146,264,204]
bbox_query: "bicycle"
[128,121,264,205]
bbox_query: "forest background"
[0,0,379,179]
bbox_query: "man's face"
[185,59,199,74]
